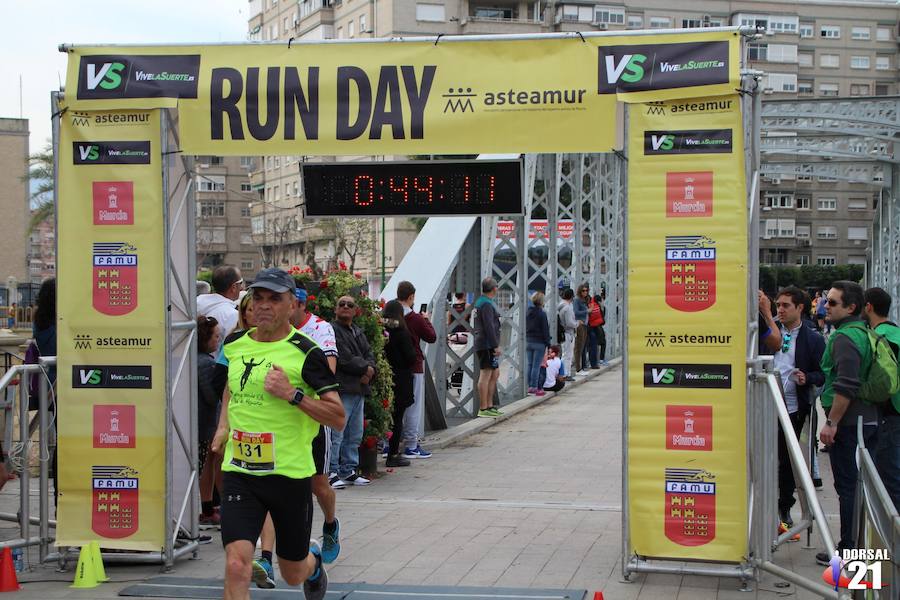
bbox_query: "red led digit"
[464,175,470,203]
[389,176,409,203]
[354,175,374,207]
[413,176,434,203]
[476,174,496,203]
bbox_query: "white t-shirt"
[544,357,562,388]
[297,312,338,358]
[774,322,801,414]
[197,293,238,349]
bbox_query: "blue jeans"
[875,414,900,513]
[830,423,878,549]
[329,393,365,479]
[526,342,546,389]
[585,327,599,368]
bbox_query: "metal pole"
[620,106,631,580]
[381,217,386,291]
[38,366,50,563]
[161,109,175,570]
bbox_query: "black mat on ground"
[118,575,587,599]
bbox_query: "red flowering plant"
[289,265,393,446]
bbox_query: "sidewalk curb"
[426,357,621,450]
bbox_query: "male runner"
[250,284,341,588]
[211,269,345,600]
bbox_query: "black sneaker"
[343,473,370,486]
[303,540,328,600]
[816,551,832,566]
[386,455,411,467]
[813,477,823,491]
[779,508,793,528]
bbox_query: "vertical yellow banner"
[627,96,748,561]
[56,109,166,550]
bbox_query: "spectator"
[773,286,825,529]
[197,266,244,348]
[816,290,828,334]
[542,345,565,393]
[197,280,211,296]
[863,287,900,512]
[573,284,590,372]
[587,292,607,368]
[197,315,222,527]
[448,293,469,335]
[396,281,437,459]
[758,290,782,354]
[32,278,56,504]
[558,288,578,381]
[330,295,376,487]
[382,300,417,467]
[815,281,880,566]
[473,278,502,418]
[526,292,551,396]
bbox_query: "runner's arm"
[210,388,230,454]
[297,390,345,431]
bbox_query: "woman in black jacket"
[382,300,416,467]
[197,315,222,525]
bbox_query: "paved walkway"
[1,364,842,598]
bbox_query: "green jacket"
[821,317,871,409]
[874,321,900,413]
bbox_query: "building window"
[240,182,252,192]
[877,27,892,41]
[819,82,839,96]
[797,255,810,266]
[240,156,255,169]
[796,224,811,239]
[627,15,642,28]
[595,7,625,24]
[817,198,837,211]
[748,44,767,61]
[241,233,254,245]
[198,227,226,245]
[848,197,868,210]
[820,25,840,39]
[851,56,870,69]
[799,24,813,38]
[798,52,812,67]
[876,84,891,96]
[769,17,798,34]
[416,3,445,21]
[817,256,836,266]
[293,181,300,196]
[348,19,355,37]
[682,18,702,29]
[778,219,795,238]
[649,16,671,28]
[848,226,868,241]
[850,83,870,96]
[851,26,871,40]
[877,56,891,70]
[337,26,343,38]
[798,80,813,96]
[848,256,867,266]
[817,226,838,239]
[197,176,226,192]
[765,219,778,238]
[764,192,794,209]
[763,73,797,92]
[820,54,839,68]
[475,6,515,19]
[241,260,255,270]
[360,14,367,33]
[274,156,280,168]
[283,17,289,33]
[241,206,252,218]
[796,195,811,209]
[199,201,225,218]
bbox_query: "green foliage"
[25,144,54,234]
[288,263,393,445]
[759,264,865,296]
[196,270,213,283]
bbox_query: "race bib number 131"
[230,430,275,472]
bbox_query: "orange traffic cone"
[0,547,20,592]
[593,592,604,600]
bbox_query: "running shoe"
[328,473,346,489]
[816,551,832,567]
[252,556,276,589]
[535,390,546,397]
[778,522,800,542]
[813,477,823,491]
[487,407,504,416]
[386,454,411,467]
[343,473,370,486]
[477,409,497,418]
[303,540,328,600]
[403,445,432,459]
[198,509,221,529]
[321,518,340,564]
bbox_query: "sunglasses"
[826,299,841,307]
[781,331,792,353]
[337,301,356,308]
[234,279,245,288]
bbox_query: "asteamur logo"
[598,41,729,94]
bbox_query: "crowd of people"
[759,281,900,567]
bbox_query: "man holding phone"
[396,281,437,459]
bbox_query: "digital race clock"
[300,159,523,217]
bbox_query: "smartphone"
[419,303,428,314]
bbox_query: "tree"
[331,218,375,272]
[25,143,54,233]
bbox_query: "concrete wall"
[0,119,29,285]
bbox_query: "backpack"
[844,322,900,405]
[24,341,41,410]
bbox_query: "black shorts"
[312,426,331,475]
[477,349,498,370]
[220,472,312,561]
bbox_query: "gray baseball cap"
[248,268,296,294]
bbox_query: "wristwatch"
[825,419,835,427]
[290,390,304,407]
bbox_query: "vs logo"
[650,134,675,152]
[603,54,647,85]
[85,61,127,91]
[79,369,103,386]
[651,367,675,385]
[78,144,100,162]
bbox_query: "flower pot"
[358,445,378,476]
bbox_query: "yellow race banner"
[626,95,747,561]
[56,108,166,550]
[63,30,740,155]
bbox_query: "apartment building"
[246,0,900,269]
[195,155,261,274]
[0,118,29,286]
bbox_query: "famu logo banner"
[598,41,729,95]
[644,129,732,155]
[77,55,200,100]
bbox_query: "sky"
[0,0,248,153]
